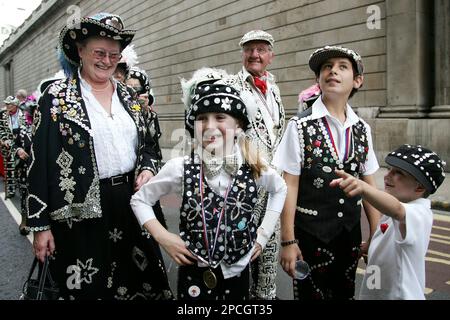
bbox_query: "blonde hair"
[238,134,267,179]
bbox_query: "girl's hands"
[159,232,197,266]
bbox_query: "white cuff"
[256,209,280,249]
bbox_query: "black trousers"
[293,224,361,300]
[177,263,250,300]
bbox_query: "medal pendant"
[203,269,217,289]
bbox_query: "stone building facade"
[0,0,448,166]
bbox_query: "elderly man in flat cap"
[222,30,285,300]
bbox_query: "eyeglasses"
[243,46,270,55]
[90,49,122,62]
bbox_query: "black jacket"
[27,74,160,231]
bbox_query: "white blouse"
[79,73,138,179]
[131,150,287,278]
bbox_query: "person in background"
[16,89,28,110]
[27,12,173,300]
[126,66,166,228]
[222,29,285,300]
[0,95,31,235]
[113,44,138,84]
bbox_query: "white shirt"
[272,96,379,176]
[131,150,287,279]
[359,198,432,300]
[79,72,138,179]
[9,111,20,130]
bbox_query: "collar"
[310,95,359,128]
[404,197,431,209]
[241,66,275,86]
[197,144,243,178]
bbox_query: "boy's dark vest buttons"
[293,109,369,243]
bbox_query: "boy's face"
[384,166,425,202]
[317,57,363,99]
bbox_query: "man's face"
[5,104,17,114]
[241,40,274,77]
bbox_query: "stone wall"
[1,0,448,168]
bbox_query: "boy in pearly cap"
[331,144,446,299]
[273,45,380,300]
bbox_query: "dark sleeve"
[26,93,56,231]
[139,124,161,175]
[0,112,7,142]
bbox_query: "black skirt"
[48,174,173,300]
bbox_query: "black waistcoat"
[294,108,369,243]
[179,153,258,268]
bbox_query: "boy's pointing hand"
[330,169,365,197]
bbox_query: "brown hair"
[237,132,267,179]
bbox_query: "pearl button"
[339,199,345,204]
[337,212,343,218]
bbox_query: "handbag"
[20,256,59,300]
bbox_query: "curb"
[431,200,450,212]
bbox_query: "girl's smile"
[195,112,240,156]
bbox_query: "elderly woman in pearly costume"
[27,13,172,300]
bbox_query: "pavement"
[0,166,448,300]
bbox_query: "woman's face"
[78,37,122,84]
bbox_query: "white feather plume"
[180,67,229,109]
[120,44,139,68]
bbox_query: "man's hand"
[134,170,154,192]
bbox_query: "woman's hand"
[280,244,303,278]
[159,232,197,266]
[134,170,154,192]
[33,230,55,263]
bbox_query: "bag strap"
[36,256,50,300]
[26,257,39,282]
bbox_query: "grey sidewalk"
[373,167,450,212]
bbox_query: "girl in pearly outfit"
[131,74,287,300]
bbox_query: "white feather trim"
[180,67,229,109]
[120,44,139,68]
